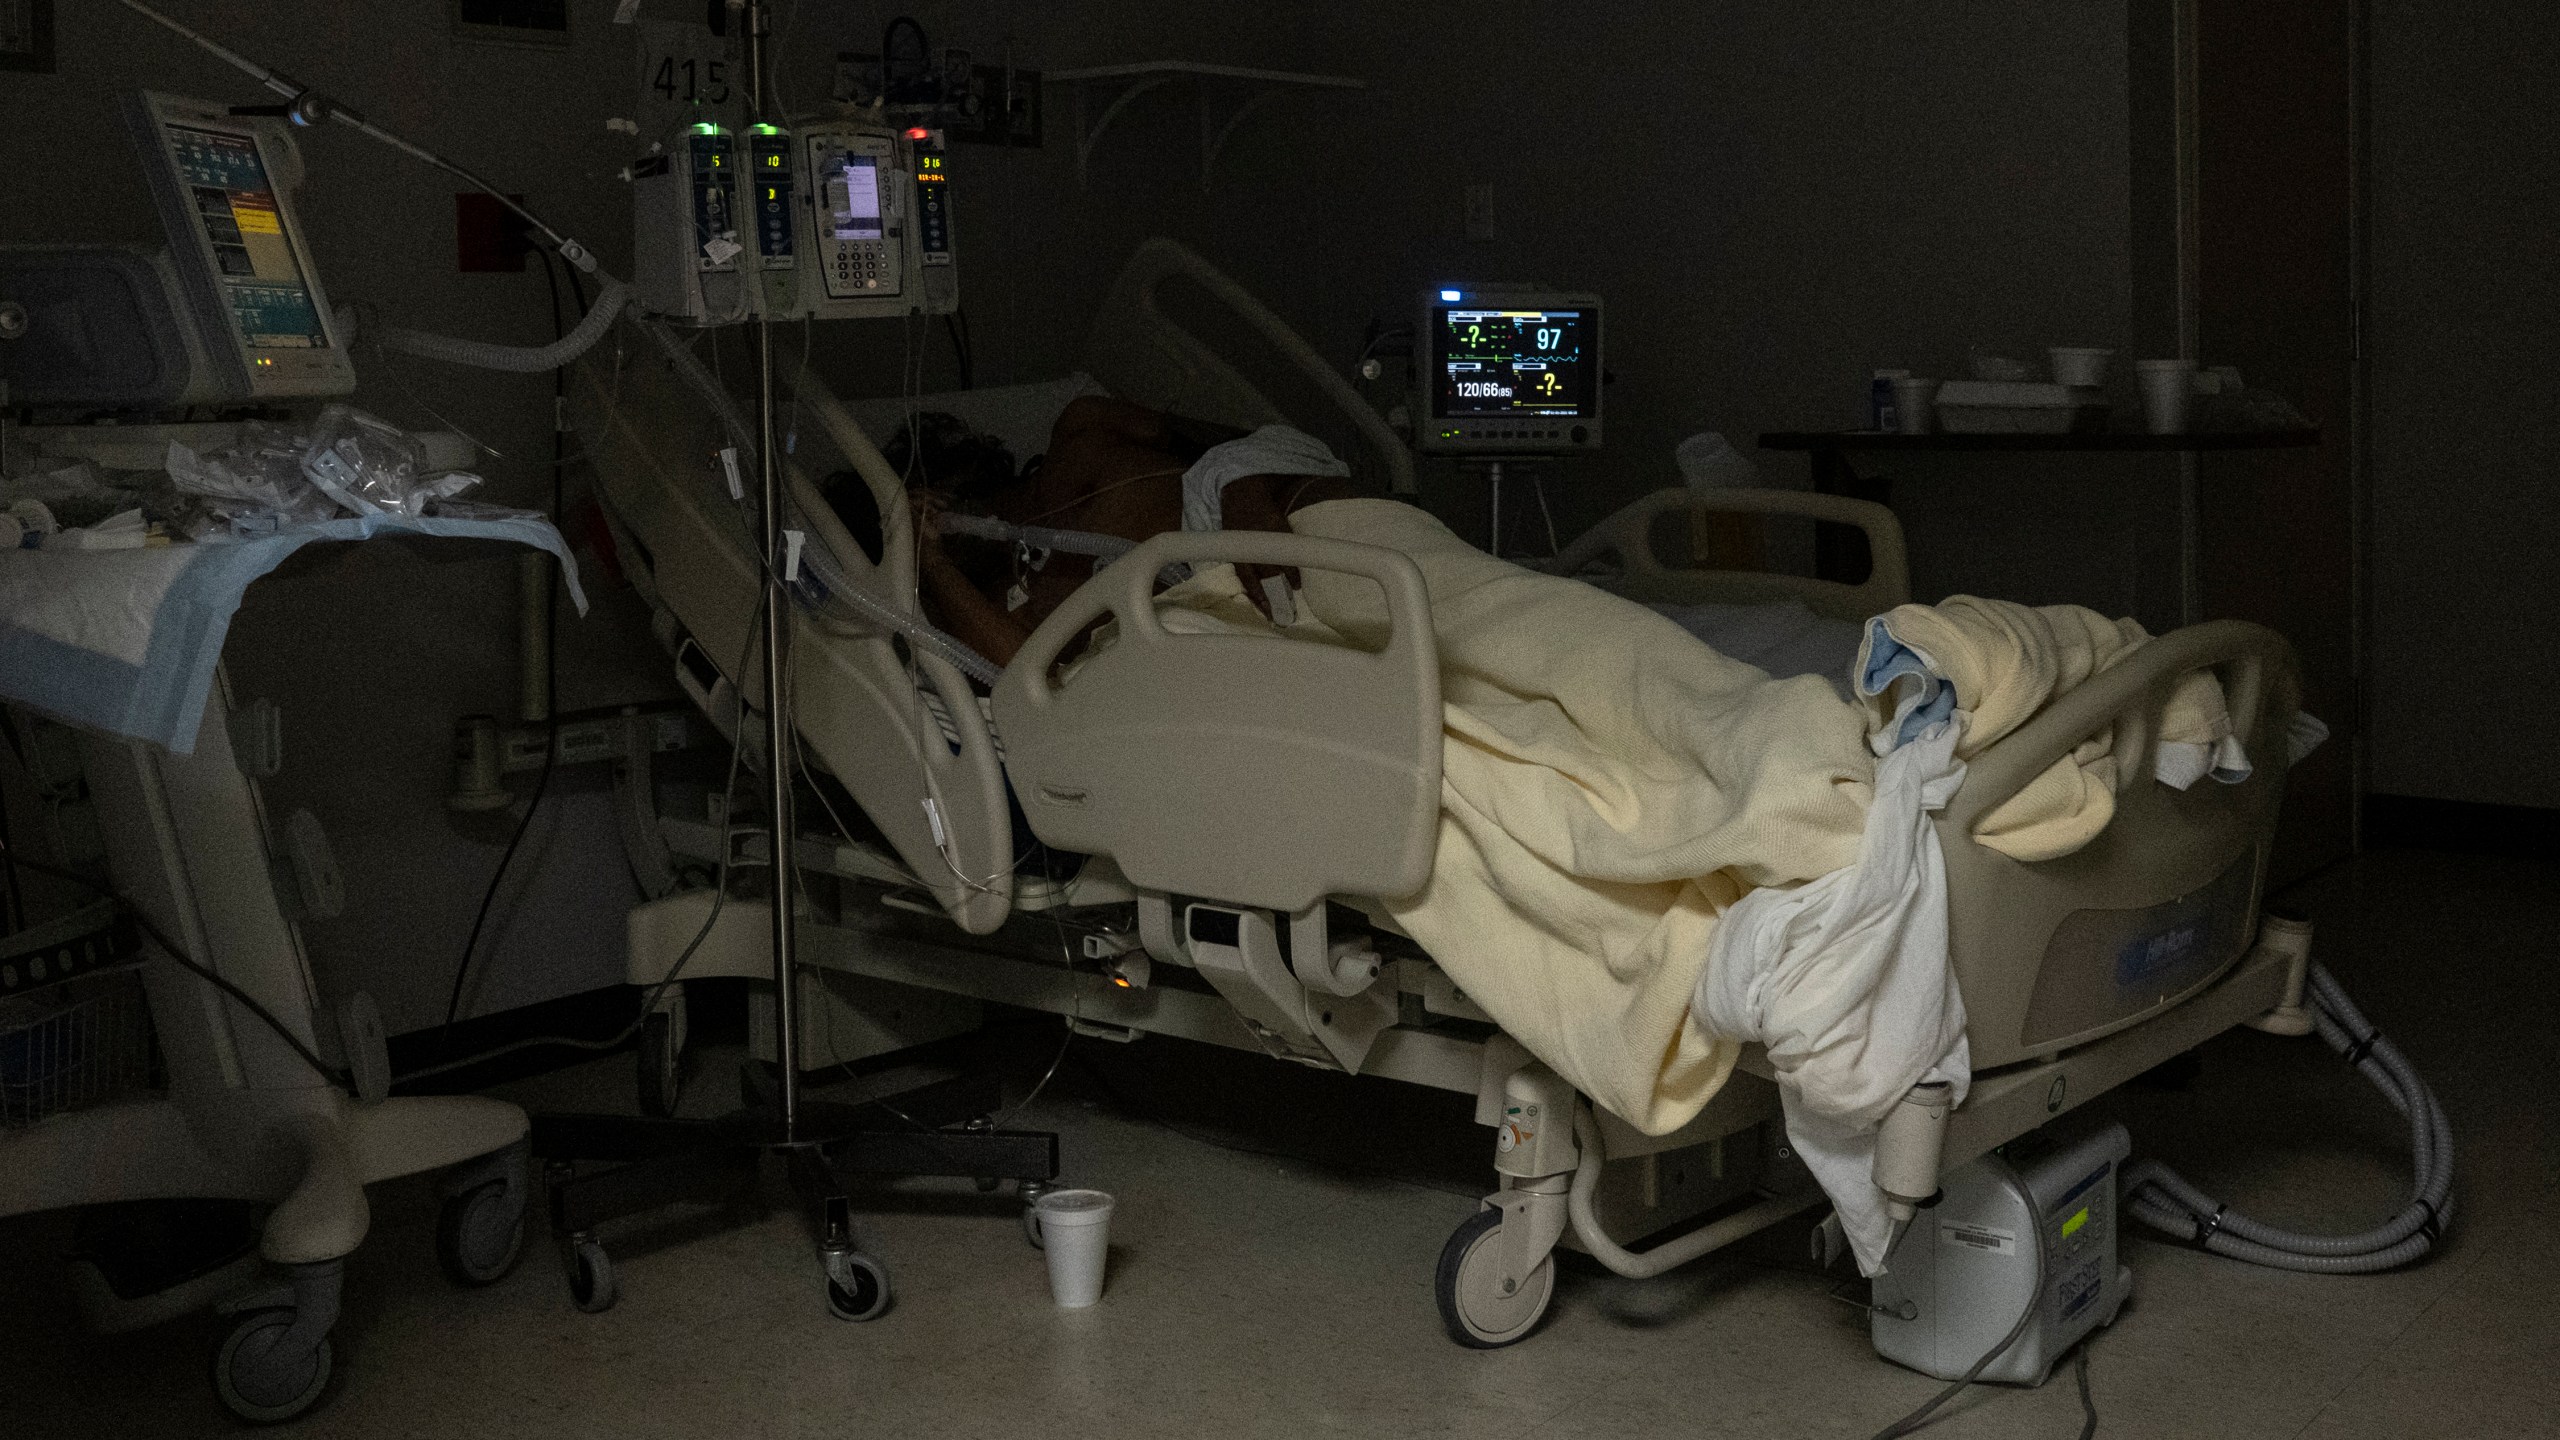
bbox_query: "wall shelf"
[1045,62,1365,190]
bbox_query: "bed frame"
[567,237,2303,1347]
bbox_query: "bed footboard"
[1942,620,2302,1068]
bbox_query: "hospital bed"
[567,237,2303,1345]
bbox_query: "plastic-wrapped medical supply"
[167,425,340,536]
[167,409,487,535]
[298,404,483,517]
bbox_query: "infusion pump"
[634,118,956,325]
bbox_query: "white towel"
[1180,425,1349,533]
[1694,708,1971,1276]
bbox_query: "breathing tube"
[629,320,1005,689]
[937,511,1137,563]
[2123,963,2454,1272]
[378,281,629,373]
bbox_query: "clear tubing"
[813,552,1002,688]
[2123,963,2453,1273]
[380,281,629,373]
[938,512,1137,562]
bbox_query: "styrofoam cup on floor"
[2048,346,2114,387]
[2136,359,2196,433]
[1033,1189,1114,1307]
[1889,376,1939,435]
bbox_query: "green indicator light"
[2061,1207,2089,1239]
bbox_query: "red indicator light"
[904,126,931,140]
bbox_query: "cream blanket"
[1139,506,2226,1139]
[1283,501,1874,1133]
[1857,597,2236,862]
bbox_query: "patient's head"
[883,411,1018,502]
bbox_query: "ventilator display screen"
[164,123,328,349]
[1430,306,1594,419]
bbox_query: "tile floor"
[4,849,2554,1438]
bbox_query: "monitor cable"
[435,252,578,1054]
[0,844,354,1096]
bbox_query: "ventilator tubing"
[2124,957,2454,1273]
[379,280,630,373]
[938,512,1137,563]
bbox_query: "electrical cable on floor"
[1864,1217,2049,1439]
[2072,1343,2097,1440]
[0,844,354,1094]
[434,250,575,1054]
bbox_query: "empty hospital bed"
[565,237,2303,1345]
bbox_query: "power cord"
[435,250,579,1052]
[394,591,769,1086]
[1864,1220,2049,1440]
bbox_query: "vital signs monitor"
[1417,287,1601,454]
[117,90,356,401]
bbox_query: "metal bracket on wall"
[1047,61,1365,191]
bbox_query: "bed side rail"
[1939,618,2301,1066]
[1942,619,2297,839]
[1081,236,1417,496]
[569,342,1015,934]
[1547,487,1911,619]
[991,531,1441,914]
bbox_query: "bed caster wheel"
[562,1234,618,1314]
[1435,1208,1555,1349]
[824,1251,892,1322]
[437,1178,527,1287]
[637,1010,682,1119]
[211,1307,333,1424]
[1020,1180,1053,1248]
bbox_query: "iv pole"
[114,0,1061,1318]
[743,0,805,1147]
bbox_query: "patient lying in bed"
[866,397,1351,667]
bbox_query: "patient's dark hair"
[882,411,1018,501]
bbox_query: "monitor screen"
[162,122,329,350]
[825,155,883,240]
[1429,305,1595,420]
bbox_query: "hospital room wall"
[2362,3,2560,812]
[7,0,2174,1037]
[784,0,2179,625]
[7,2,683,1036]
